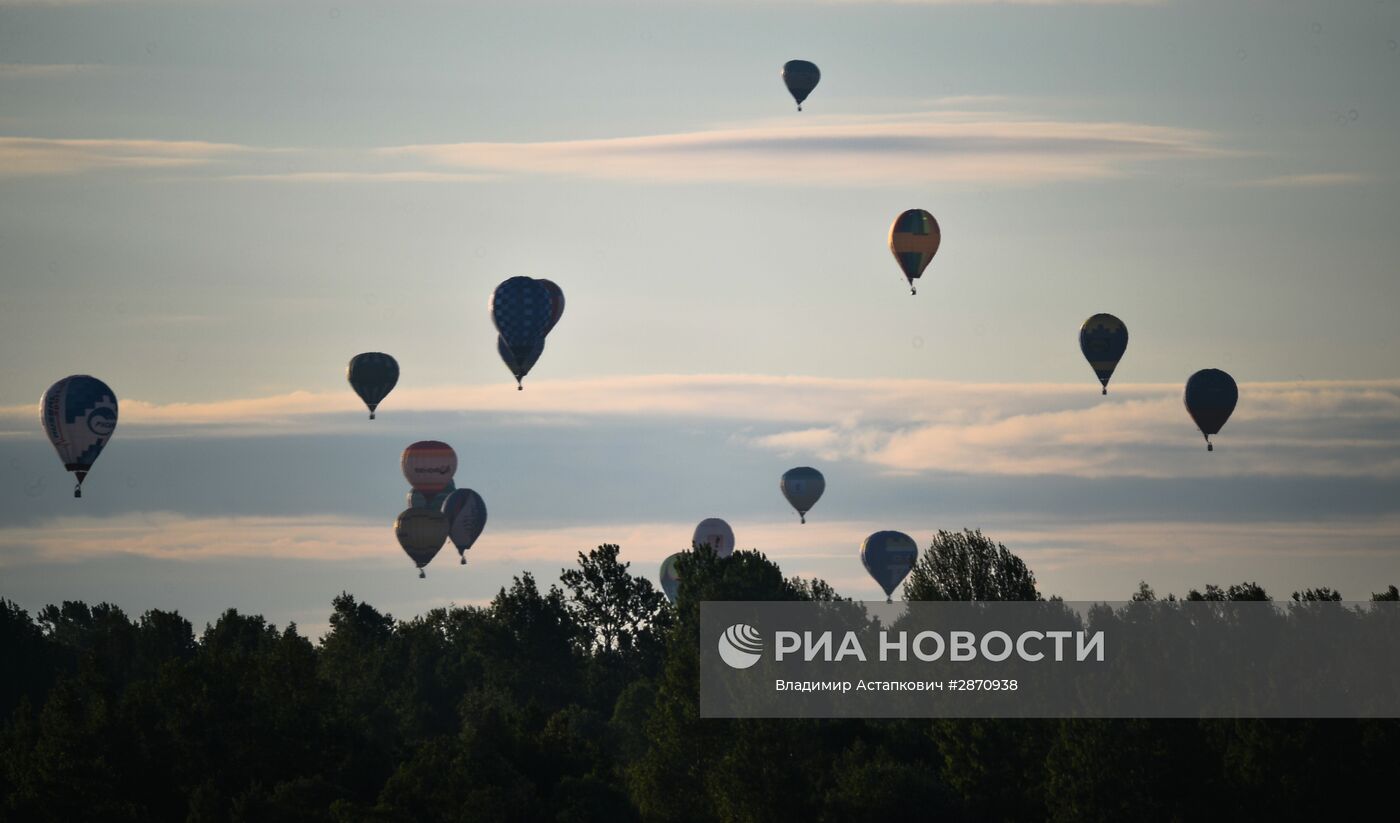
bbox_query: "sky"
[2,0,1398,636]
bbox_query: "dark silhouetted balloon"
[538,279,566,336]
[782,60,820,111]
[395,508,448,578]
[1184,368,1238,451]
[780,467,825,524]
[1079,314,1128,395]
[497,335,545,390]
[407,479,455,511]
[442,488,487,565]
[659,552,683,604]
[888,209,941,295]
[347,352,398,419]
[861,530,918,602]
[40,375,118,498]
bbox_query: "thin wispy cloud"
[2,376,1397,479]
[1238,172,1369,188]
[0,63,106,77]
[0,137,253,177]
[386,110,1216,186]
[216,171,498,184]
[4,512,1392,606]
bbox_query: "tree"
[1291,587,1342,602]
[560,544,671,658]
[1186,582,1270,602]
[904,529,1040,602]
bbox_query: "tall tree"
[904,529,1040,602]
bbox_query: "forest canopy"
[2,533,1397,822]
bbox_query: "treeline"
[1,532,1397,822]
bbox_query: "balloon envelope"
[395,508,448,574]
[1184,369,1238,449]
[40,375,118,497]
[401,441,457,495]
[407,478,455,511]
[780,467,825,523]
[490,276,552,350]
[692,518,735,558]
[782,60,820,110]
[888,209,941,292]
[497,335,545,387]
[442,488,488,560]
[1079,314,1128,394]
[538,279,565,336]
[659,552,683,604]
[861,530,918,599]
[347,352,399,419]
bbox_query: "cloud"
[216,171,498,184]
[385,110,1216,187]
[3,376,1398,480]
[3,511,1394,608]
[0,137,253,177]
[0,63,105,78]
[1238,173,1369,188]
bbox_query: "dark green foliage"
[904,529,1041,602]
[0,541,1394,820]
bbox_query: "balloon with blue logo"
[780,466,825,524]
[491,276,553,390]
[1079,314,1128,395]
[407,478,455,511]
[1184,368,1238,452]
[40,375,118,498]
[442,488,488,565]
[861,530,919,603]
[497,335,545,390]
[347,352,399,419]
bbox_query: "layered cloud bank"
[4,376,1396,479]
[385,111,1213,186]
[1,107,1214,186]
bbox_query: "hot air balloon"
[407,479,455,511]
[861,530,918,603]
[780,467,825,524]
[395,508,448,578]
[1184,369,1238,452]
[40,375,118,498]
[497,335,545,390]
[692,518,735,558]
[1079,314,1129,395]
[401,441,457,497]
[491,277,553,390]
[538,279,566,336]
[347,352,399,420]
[782,60,820,111]
[888,209,941,295]
[659,552,683,604]
[442,488,487,565]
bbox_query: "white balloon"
[692,518,735,558]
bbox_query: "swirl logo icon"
[718,624,763,670]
